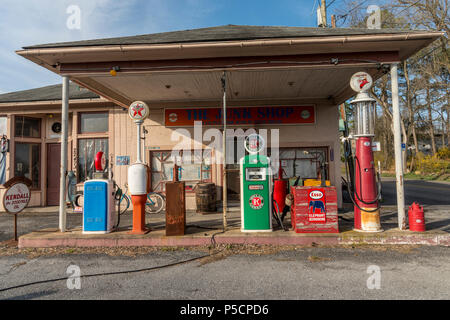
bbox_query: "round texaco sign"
[129,101,150,121]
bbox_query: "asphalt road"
[380,179,450,206]
[0,245,449,300]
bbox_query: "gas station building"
[0,25,442,218]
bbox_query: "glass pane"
[80,113,108,133]
[295,159,318,179]
[0,117,7,136]
[15,117,40,138]
[280,149,295,159]
[15,144,30,179]
[180,164,201,181]
[15,143,40,188]
[78,138,108,182]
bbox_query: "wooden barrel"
[195,183,216,214]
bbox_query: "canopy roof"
[17,25,444,108]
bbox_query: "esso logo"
[309,190,323,200]
[169,113,178,122]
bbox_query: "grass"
[381,172,450,181]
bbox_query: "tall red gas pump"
[347,72,382,232]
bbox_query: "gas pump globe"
[352,92,376,137]
[349,72,382,233]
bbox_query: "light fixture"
[110,66,120,76]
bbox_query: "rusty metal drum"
[195,183,216,214]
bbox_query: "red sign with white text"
[165,106,315,127]
[307,188,326,223]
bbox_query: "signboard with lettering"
[164,106,315,127]
[307,188,326,223]
[3,181,31,214]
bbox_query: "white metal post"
[391,64,406,230]
[59,76,69,232]
[136,120,142,163]
[222,72,228,231]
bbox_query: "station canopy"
[17,25,444,108]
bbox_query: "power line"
[335,0,370,22]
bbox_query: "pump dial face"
[350,72,373,93]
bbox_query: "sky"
[0,0,337,94]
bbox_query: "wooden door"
[46,143,61,206]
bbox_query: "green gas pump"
[239,134,272,232]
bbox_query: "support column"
[59,76,69,232]
[221,72,228,231]
[391,64,406,230]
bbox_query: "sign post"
[2,176,32,241]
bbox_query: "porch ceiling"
[71,65,384,107]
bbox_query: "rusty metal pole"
[221,72,228,231]
[14,213,17,241]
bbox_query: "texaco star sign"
[129,101,150,121]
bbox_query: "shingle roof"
[23,24,430,49]
[0,83,99,103]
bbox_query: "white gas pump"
[127,101,151,234]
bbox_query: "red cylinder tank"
[408,202,425,232]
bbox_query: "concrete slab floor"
[12,205,450,248]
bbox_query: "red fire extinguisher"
[408,202,425,232]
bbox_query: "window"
[78,138,108,182]
[15,116,40,138]
[275,147,328,180]
[15,143,40,188]
[150,150,212,192]
[79,112,108,133]
[0,117,7,136]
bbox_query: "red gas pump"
[273,161,287,215]
[347,72,382,232]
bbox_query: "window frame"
[78,112,109,134]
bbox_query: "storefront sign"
[164,106,315,127]
[307,188,326,223]
[3,181,31,214]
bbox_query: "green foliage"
[414,151,450,175]
[437,147,450,160]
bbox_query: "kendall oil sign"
[165,106,315,127]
